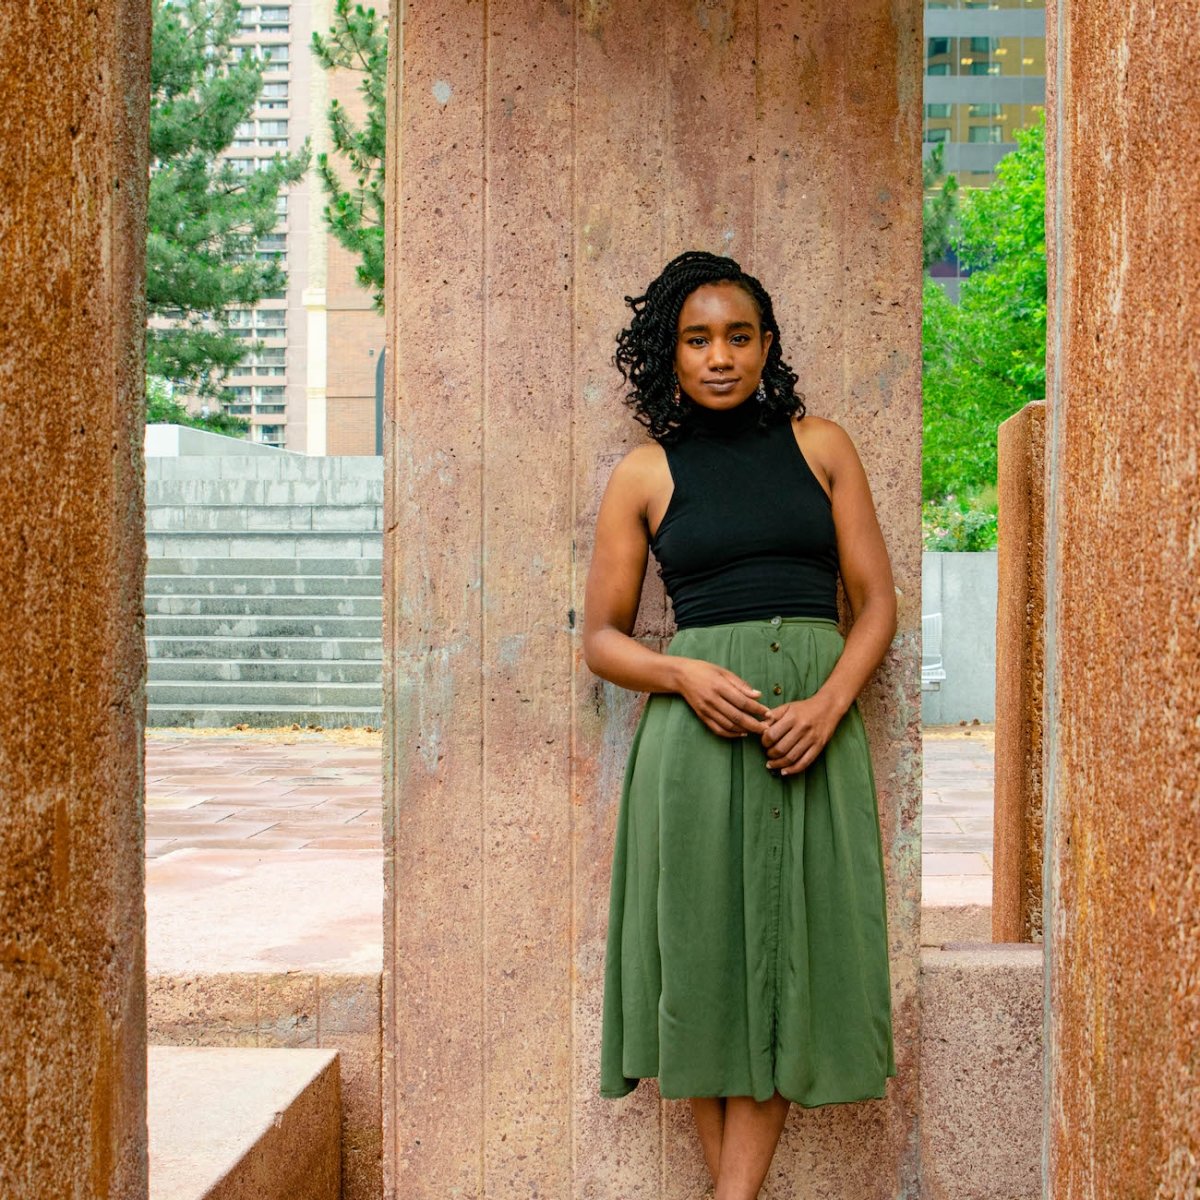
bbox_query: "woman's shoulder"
[603,441,670,507]
[791,412,859,455]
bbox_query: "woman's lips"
[702,378,740,392]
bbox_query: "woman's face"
[674,282,773,410]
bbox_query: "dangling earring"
[756,378,767,404]
[673,375,682,405]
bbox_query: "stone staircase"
[145,456,383,728]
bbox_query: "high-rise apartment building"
[221,0,385,453]
[924,0,1046,292]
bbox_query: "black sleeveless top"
[650,396,840,628]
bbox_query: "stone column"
[992,401,1045,943]
[383,3,923,1194]
[0,0,150,1195]
[1044,1,1200,1193]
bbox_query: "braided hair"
[613,250,805,444]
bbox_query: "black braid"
[613,250,806,444]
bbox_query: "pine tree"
[147,0,310,418]
[311,0,387,311]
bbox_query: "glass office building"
[924,0,1046,292]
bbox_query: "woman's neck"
[683,393,760,437]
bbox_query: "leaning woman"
[582,250,897,1200]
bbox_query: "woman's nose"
[708,340,734,367]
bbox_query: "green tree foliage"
[922,142,959,272]
[311,0,387,311]
[147,0,310,414]
[146,376,251,436]
[923,115,1046,501]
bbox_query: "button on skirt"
[599,616,897,1108]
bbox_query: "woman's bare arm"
[807,419,898,716]
[582,448,771,738]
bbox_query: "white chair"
[922,612,947,689]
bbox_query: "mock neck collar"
[683,394,761,438]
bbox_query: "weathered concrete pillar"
[1044,2,1200,1193]
[383,3,922,1194]
[992,401,1046,944]
[0,0,150,1195]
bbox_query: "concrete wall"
[383,2,924,1196]
[1045,1,1200,1193]
[921,552,998,725]
[145,424,297,457]
[0,0,150,1193]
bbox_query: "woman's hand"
[675,658,772,739]
[760,693,845,775]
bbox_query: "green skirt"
[600,615,896,1108]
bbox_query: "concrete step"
[148,1045,340,1200]
[146,594,383,618]
[148,636,382,661]
[146,503,382,533]
[148,680,383,707]
[146,477,382,506]
[146,614,381,639]
[147,703,382,728]
[148,454,382,482]
[147,532,382,560]
[145,573,382,597]
[148,659,383,683]
[148,557,382,577]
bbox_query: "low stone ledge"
[149,1046,340,1199]
[921,903,993,947]
[920,943,1043,1200]
[148,972,381,1200]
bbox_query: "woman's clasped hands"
[673,657,843,776]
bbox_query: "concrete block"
[920,944,1042,1199]
[921,904,992,947]
[147,704,382,728]
[148,973,383,1200]
[146,681,383,707]
[310,504,381,532]
[148,1046,340,1200]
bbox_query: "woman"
[582,250,897,1200]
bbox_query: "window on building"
[228,405,252,415]
[968,103,1004,117]
[967,125,1005,143]
[928,37,950,57]
[255,404,287,415]
[257,425,285,443]
[256,309,286,328]
[256,387,285,403]
[262,82,288,98]
[924,128,950,143]
[925,104,953,118]
[969,60,1000,75]
[261,7,290,20]
[261,44,289,69]
[258,120,288,137]
[969,36,993,53]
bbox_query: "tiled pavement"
[921,727,995,908]
[144,726,994,973]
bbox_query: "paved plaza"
[145,725,994,974]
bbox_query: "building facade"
[924,0,1046,292]
[219,0,384,454]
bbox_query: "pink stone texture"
[993,402,1046,943]
[384,3,923,1194]
[1045,2,1200,1193]
[0,0,150,1194]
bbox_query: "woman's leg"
[689,1097,726,1187]
[712,1091,791,1200]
